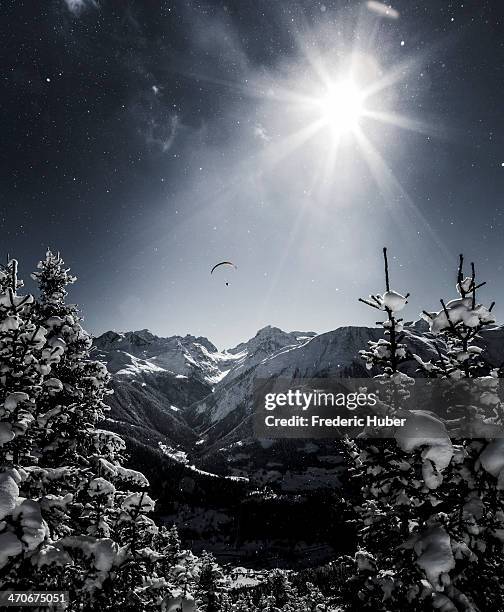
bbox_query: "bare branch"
[435,343,448,375]
[359,297,381,310]
[457,254,464,288]
[383,247,390,292]
[440,299,463,340]
[471,262,476,309]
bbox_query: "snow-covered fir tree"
[346,248,436,610]
[196,551,225,612]
[415,255,504,610]
[0,251,188,610]
[347,249,504,612]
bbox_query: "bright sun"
[318,79,364,136]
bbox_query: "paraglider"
[210,261,237,286]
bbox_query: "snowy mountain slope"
[94,329,230,385]
[93,326,316,451]
[102,369,209,449]
[223,326,317,381]
[184,324,440,445]
[184,321,504,497]
[94,327,316,386]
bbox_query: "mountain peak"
[129,329,157,342]
[252,325,317,343]
[254,325,283,337]
[227,326,316,359]
[182,334,218,354]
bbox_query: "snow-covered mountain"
[95,328,228,384]
[92,322,431,452]
[186,324,442,461]
[223,326,317,381]
[95,321,504,454]
[95,326,317,386]
[93,326,317,450]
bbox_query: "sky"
[1,0,504,348]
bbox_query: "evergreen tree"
[419,254,494,380]
[417,255,504,610]
[0,251,174,610]
[197,551,224,612]
[265,569,293,609]
[348,248,455,610]
[0,257,50,583]
[161,524,183,564]
[349,249,504,611]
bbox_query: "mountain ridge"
[94,322,504,454]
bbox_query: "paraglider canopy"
[210,261,237,275]
[210,261,237,287]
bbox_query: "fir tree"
[265,569,293,609]
[417,255,504,610]
[0,251,174,610]
[0,258,50,584]
[197,550,224,612]
[348,248,453,610]
[349,249,504,611]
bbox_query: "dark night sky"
[2,0,504,347]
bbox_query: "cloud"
[366,1,400,20]
[63,0,98,16]
[123,5,252,156]
[253,124,271,142]
[128,80,182,154]
[145,114,180,153]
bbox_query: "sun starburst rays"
[240,36,450,263]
